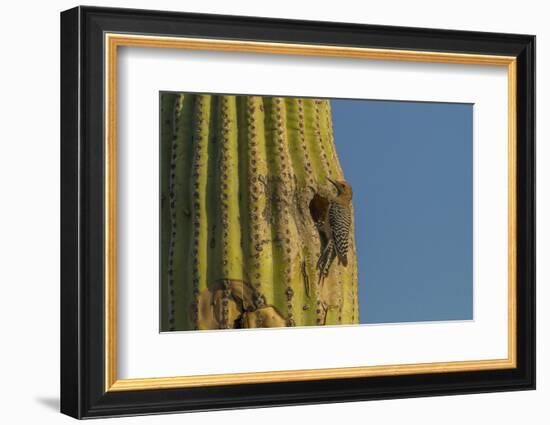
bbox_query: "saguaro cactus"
[160,93,358,331]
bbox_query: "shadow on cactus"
[160,92,358,331]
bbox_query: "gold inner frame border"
[104,33,517,392]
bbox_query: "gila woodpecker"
[316,178,353,280]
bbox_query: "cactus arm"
[162,94,358,330]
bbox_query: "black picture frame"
[61,5,535,419]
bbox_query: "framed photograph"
[60,6,535,419]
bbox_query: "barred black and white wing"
[328,202,351,266]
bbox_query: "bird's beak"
[327,178,340,192]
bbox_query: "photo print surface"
[160,93,473,332]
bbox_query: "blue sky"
[330,99,473,324]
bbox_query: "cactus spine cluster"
[161,93,358,331]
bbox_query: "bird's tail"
[317,239,336,286]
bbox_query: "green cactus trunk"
[160,93,358,331]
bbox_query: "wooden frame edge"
[108,358,516,391]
